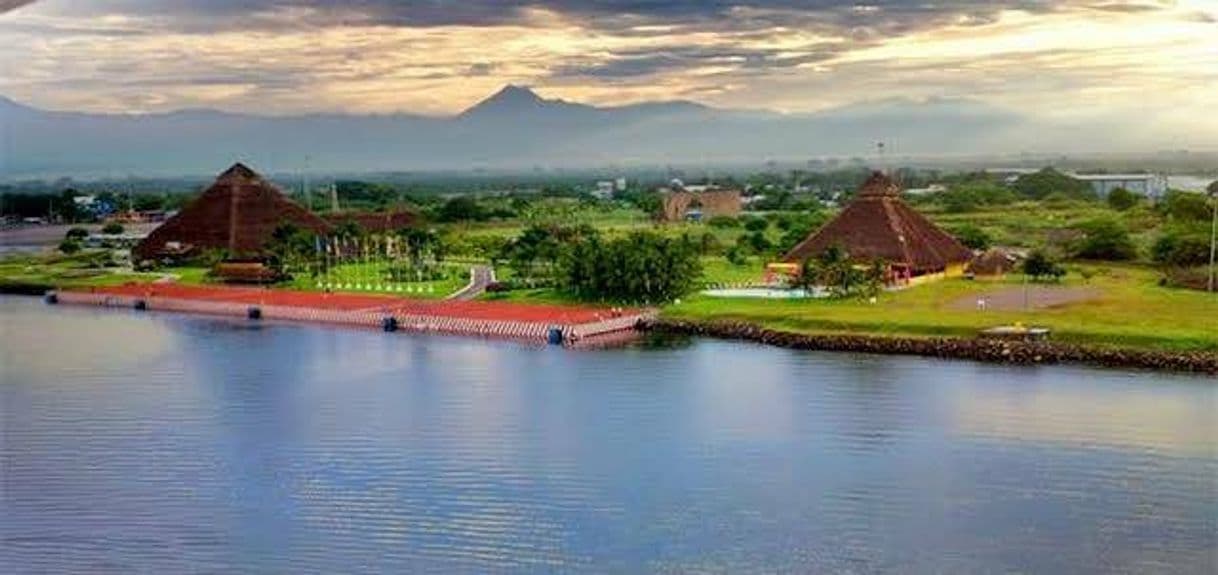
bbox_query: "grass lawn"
[0,252,163,290]
[665,264,1218,352]
[0,253,472,300]
[700,256,766,285]
[280,261,469,299]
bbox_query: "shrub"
[101,222,125,235]
[65,227,88,240]
[1023,249,1066,282]
[949,224,991,251]
[58,239,82,254]
[737,231,772,255]
[1158,190,1210,223]
[1013,168,1095,201]
[1152,230,1211,267]
[1106,188,1140,211]
[725,246,749,266]
[706,215,739,229]
[1074,218,1137,261]
[742,216,769,232]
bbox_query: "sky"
[1,0,1215,132]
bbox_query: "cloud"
[0,0,1213,151]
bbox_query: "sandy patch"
[949,285,1102,312]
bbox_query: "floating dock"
[51,284,652,346]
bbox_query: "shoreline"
[6,286,1215,373]
[647,318,1218,375]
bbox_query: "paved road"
[447,265,494,301]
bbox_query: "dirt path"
[948,285,1102,312]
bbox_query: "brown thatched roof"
[323,210,419,233]
[782,172,973,272]
[134,163,331,260]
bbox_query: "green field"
[0,252,470,300]
[666,265,1218,352]
[0,252,163,290]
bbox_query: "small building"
[782,171,973,285]
[213,261,281,284]
[134,163,332,261]
[967,249,1020,279]
[592,181,616,200]
[659,188,742,222]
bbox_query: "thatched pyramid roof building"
[782,172,972,273]
[134,163,331,260]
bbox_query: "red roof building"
[782,172,973,279]
[323,210,419,233]
[134,163,331,260]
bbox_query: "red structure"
[133,163,331,261]
[80,283,633,325]
[323,210,419,233]
[782,172,972,281]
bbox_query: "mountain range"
[0,85,1078,178]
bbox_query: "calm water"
[1,297,1215,574]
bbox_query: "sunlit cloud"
[0,0,1214,146]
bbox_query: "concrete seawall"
[53,290,653,346]
[649,318,1218,375]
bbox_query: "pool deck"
[53,284,652,346]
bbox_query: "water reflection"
[2,297,1215,574]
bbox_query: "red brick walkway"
[84,284,627,324]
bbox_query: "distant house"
[782,171,973,285]
[592,181,616,200]
[133,163,331,261]
[967,249,1021,279]
[659,187,742,222]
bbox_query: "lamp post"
[1208,181,1218,293]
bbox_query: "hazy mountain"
[1,86,1027,178]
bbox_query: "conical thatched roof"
[782,172,973,272]
[134,163,331,260]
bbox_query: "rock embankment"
[648,319,1218,375]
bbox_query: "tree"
[265,223,317,278]
[434,196,487,223]
[557,231,702,304]
[1023,249,1066,282]
[1106,187,1140,211]
[101,222,125,235]
[399,228,437,269]
[737,231,772,256]
[1075,218,1137,261]
[949,224,991,251]
[503,224,599,284]
[65,227,89,240]
[1012,168,1094,201]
